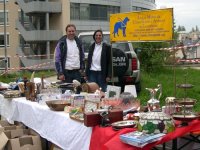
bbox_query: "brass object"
[25,82,36,101]
[46,100,71,111]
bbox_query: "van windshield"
[79,34,130,53]
[79,34,110,53]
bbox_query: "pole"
[110,42,114,85]
[4,0,7,72]
[172,8,176,97]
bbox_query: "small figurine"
[73,80,82,94]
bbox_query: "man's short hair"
[65,24,76,32]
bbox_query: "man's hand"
[106,77,111,82]
[58,74,65,81]
[80,69,85,76]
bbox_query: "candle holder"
[172,75,200,126]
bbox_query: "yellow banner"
[110,8,173,42]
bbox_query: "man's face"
[66,26,76,40]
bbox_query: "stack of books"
[120,131,165,148]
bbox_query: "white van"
[78,31,141,92]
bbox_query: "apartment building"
[177,31,200,59]
[0,0,156,70]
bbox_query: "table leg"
[172,138,177,150]
[178,134,200,150]
[162,142,166,150]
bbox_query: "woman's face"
[95,31,103,44]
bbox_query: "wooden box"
[84,112,101,127]
[108,109,123,123]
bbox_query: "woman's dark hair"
[93,29,103,41]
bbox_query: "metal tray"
[172,113,200,122]
[111,120,137,129]
[176,84,194,89]
[174,98,196,105]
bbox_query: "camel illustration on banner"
[113,17,130,38]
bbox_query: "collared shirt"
[65,38,80,70]
[90,43,102,71]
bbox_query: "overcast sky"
[156,0,200,32]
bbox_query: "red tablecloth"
[89,120,200,150]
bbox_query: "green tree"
[177,25,182,31]
[196,25,199,32]
[182,26,186,31]
[177,25,186,31]
[133,42,170,72]
[192,27,195,32]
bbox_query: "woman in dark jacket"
[85,30,111,92]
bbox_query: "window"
[0,34,9,47]
[70,3,80,20]
[144,0,155,3]
[132,6,149,11]
[0,57,10,70]
[18,11,30,23]
[79,34,129,53]
[90,4,107,20]
[0,11,8,25]
[108,6,120,17]
[0,0,9,2]
[80,4,89,20]
[70,3,120,21]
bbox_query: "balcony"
[15,0,62,13]
[16,20,62,42]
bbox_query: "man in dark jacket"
[54,24,85,83]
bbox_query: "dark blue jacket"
[54,35,85,76]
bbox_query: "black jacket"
[86,42,111,81]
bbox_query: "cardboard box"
[4,129,31,139]
[0,127,8,150]
[6,135,42,150]
[0,120,25,129]
[0,120,11,127]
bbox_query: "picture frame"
[106,85,121,98]
[73,95,85,107]
[84,100,99,113]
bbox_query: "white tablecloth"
[0,94,15,124]
[0,97,92,150]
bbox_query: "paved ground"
[45,75,58,83]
